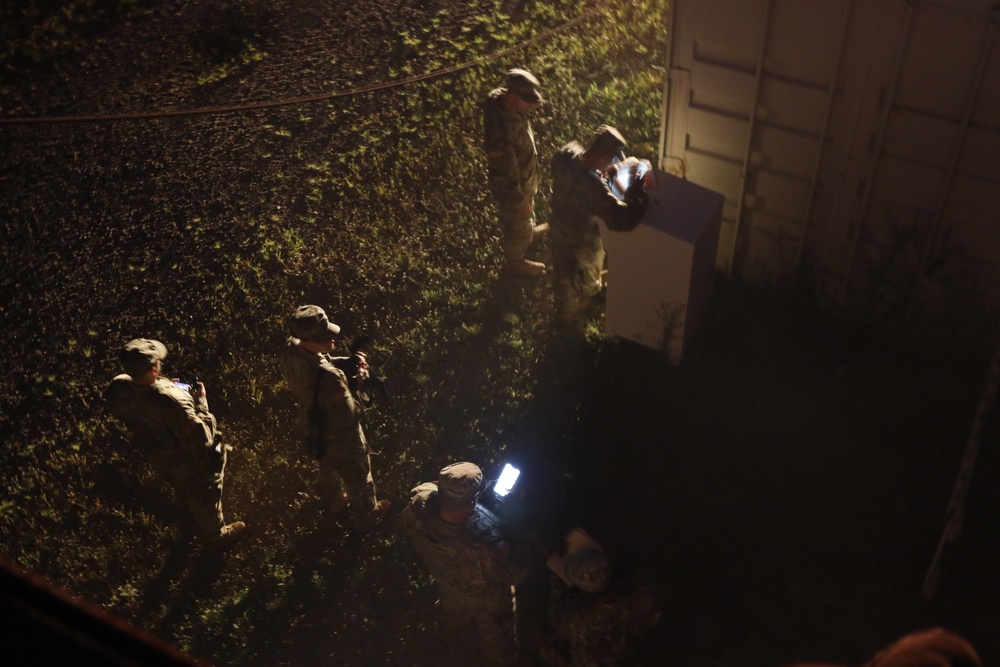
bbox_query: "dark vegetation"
[2,1,999,665]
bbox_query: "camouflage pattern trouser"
[551,239,605,318]
[498,202,535,263]
[157,450,226,539]
[318,427,376,517]
[440,587,518,664]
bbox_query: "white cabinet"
[602,169,724,363]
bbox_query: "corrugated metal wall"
[661,0,1000,346]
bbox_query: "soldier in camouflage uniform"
[548,124,648,323]
[402,462,532,664]
[278,305,390,529]
[104,338,246,548]
[483,67,549,276]
[542,545,661,666]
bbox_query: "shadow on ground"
[501,278,1000,666]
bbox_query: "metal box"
[602,169,724,363]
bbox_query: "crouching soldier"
[541,529,661,666]
[105,338,246,550]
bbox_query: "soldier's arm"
[174,390,217,452]
[488,147,527,211]
[192,380,211,414]
[484,109,527,211]
[317,365,359,430]
[103,376,131,420]
[486,539,534,586]
[597,179,646,232]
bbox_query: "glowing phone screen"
[493,464,521,497]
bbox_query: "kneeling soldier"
[105,338,246,550]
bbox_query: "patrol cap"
[437,462,485,510]
[289,305,341,342]
[507,68,542,104]
[563,547,611,594]
[590,124,627,161]
[120,338,167,376]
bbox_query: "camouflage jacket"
[105,376,218,470]
[402,483,528,602]
[549,576,661,667]
[482,88,539,212]
[548,141,643,253]
[278,338,360,441]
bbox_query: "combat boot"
[206,520,247,552]
[530,223,549,245]
[504,258,546,276]
[352,499,391,530]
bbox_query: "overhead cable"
[0,0,610,125]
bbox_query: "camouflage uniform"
[483,75,541,263]
[402,469,529,663]
[279,338,378,519]
[545,576,661,667]
[548,135,645,319]
[105,373,226,538]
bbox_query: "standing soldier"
[278,305,390,530]
[402,462,531,664]
[483,67,549,276]
[548,124,648,324]
[105,338,246,550]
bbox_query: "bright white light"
[618,169,633,191]
[494,463,520,497]
[613,160,650,195]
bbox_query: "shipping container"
[661,0,1000,349]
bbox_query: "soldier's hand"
[625,174,646,196]
[354,352,370,382]
[193,380,210,411]
[625,177,648,208]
